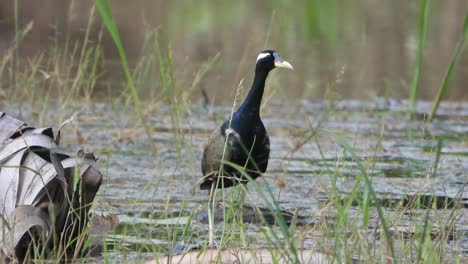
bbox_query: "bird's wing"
[201,122,247,172]
[201,127,231,176]
[254,131,270,173]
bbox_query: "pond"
[1,1,468,102]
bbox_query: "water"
[5,99,468,261]
[1,1,467,101]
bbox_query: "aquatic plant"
[407,0,430,120]
[429,15,468,121]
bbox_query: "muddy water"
[6,99,468,261]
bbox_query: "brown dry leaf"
[0,113,102,261]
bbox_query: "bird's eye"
[273,52,281,62]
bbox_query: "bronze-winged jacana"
[201,50,293,190]
[200,50,293,246]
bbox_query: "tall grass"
[330,134,395,261]
[407,2,468,121]
[429,15,468,121]
[0,5,107,124]
[95,0,155,150]
[64,6,103,103]
[153,33,186,154]
[407,0,430,120]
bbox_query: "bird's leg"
[208,182,215,247]
[238,184,246,218]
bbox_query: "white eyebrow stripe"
[256,53,270,62]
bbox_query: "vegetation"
[429,15,468,121]
[407,0,430,119]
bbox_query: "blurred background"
[0,0,467,103]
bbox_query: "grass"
[73,96,463,264]
[2,97,465,263]
[407,2,468,121]
[407,0,430,120]
[95,0,155,151]
[0,1,467,263]
[429,14,468,121]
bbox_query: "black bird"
[201,50,293,190]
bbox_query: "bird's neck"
[238,69,269,115]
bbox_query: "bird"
[199,50,293,247]
[200,50,293,191]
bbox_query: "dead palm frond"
[0,112,102,262]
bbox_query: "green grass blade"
[222,161,300,263]
[407,0,430,120]
[330,133,397,262]
[94,0,156,149]
[416,210,431,263]
[429,15,468,121]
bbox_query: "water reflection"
[0,1,467,101]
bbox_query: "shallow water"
[4,98,468,261]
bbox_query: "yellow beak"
[274,60,294,70]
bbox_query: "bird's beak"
[274,60,294,70]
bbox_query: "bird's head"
[255,50,293,72]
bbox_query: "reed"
[95,0,155,150]
[429,15,468,121]
[407,0,430,120]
